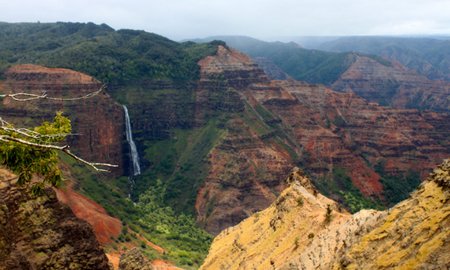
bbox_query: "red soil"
[151,259,184,270]
[55,185,122,245]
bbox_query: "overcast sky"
[1,0,450,40]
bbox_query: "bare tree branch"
[61,147,118,172]
[0,118,76,139]
[0,85,105,102]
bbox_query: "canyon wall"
[0,64,125,175]
[332,55,450,111]
[194,46,450,234]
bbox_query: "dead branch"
[0,85,105,102]
[0,118,76,139]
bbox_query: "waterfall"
[123,105,141,176]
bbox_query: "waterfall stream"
[123,105,141,176]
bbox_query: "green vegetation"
[194,36,358,85]
[140,119,226,213]
[317,36,450,81]
[296,197,304,207]
[232,39,353,85]
[243,102,299,162]
[0,112,70,194]
[313,167,382,213]
[313,163,421,213]
[64,157,212,269]
[0,22,219,85]
[375,160,421,205]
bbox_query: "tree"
[0,87,116,194]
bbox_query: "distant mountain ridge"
[194,35,450,112]
[192,35,357,85]
[315,36,450,82]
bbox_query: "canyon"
[1,46,449,237]
[0,22,449,269]
[194,45,449,233]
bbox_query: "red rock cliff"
[0,64,125,175]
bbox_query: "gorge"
[0,22,449,269]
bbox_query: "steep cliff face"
[0,169,111,270]
[195,117,293,234]
[332,55,450,111]
[201,160,450,270]
[0,64,125,175]
[194,46,449,234]
[194,47,292,234]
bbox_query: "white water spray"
[123,105,141,176]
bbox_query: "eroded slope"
[201,159,450,270]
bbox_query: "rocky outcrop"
[55,181,122,245]
[200,159,450,270]
[328,159,450,269]
[0,169,110,270]
[198,46,268,90]
[332,55,450,111]
[200,167,359,270]
[0,64,125,175]
[118,248,153,270]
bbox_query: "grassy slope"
[140,119,227,213]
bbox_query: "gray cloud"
[1,0,449,40]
